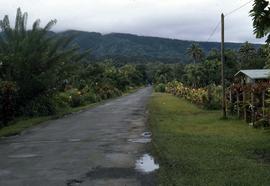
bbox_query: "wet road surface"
[0,87,156,186]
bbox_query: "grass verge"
[149,93,270,186]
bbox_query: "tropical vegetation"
[163,81,222,109]
[0,9,147,129]
[186,43,204,64]
[41,30,262,64]
[1,2,270,133]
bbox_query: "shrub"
[164,81,222,109]
[53,93,70,111]
[204,85,222,110]
[58,88,86,108]
[80,86,100,104]
[23,95,57,117]
[96,84,122,100]
[155,83,166,92]
[254,118,269,128]
[70,94,84,107]
[84,92,99,104]
[0,81,17,126]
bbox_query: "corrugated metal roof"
[235,69,270,79]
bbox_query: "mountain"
[57,30,261,63]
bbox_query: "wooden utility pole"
[221,13,227,118]
[262,90,265,117]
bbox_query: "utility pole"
[221,13,227,118]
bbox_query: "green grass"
[149,93,270,186]
[0,116,52,137]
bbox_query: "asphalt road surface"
[0,87,156,186]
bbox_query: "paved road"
[0,87,155,186]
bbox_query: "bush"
[254,118,269,128]
[53,93,70,111]
[58,88,86,108]
[0,81,17,126]
[84,92,99,104]
[164,81,221,109]
[96,84,122,100]
[204,85,222,110]
[23,95,57,117]
[155,83,166,92]
[70,94,84,107]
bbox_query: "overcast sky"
[0,0,266,43]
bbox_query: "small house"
[234,69,270,85]
[228,69,270,125]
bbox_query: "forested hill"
[57,30,261,63]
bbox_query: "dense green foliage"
[186,43,204,64]
[250,0,270,43]
[157,81,222,110]
[0,9,147,127]
[55,30,260,64]
[0,8,86,125]
[151,42,267,88]
[152,42,267,110]
[149,93,270,186]
[250,0,270,68]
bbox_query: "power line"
[207,21,221,42]
[225,0,253,17]
[206,0,253,41]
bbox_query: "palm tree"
[0,8,88,120]
[0,8,87,94]
[250,0,270,43]
[186,43,204,64]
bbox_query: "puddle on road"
[141,132,152,138]
[135,154,159,173]
[128,132,152,144]
[128,138,151,143]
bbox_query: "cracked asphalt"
[0,87,155,186]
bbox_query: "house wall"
[246,77,255,84]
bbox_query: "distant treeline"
[56,30,261,64]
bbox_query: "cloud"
[0,0,266,43]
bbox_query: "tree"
[206,48,220,61]
[261,44,270,68]
[154,64,174,84]
[224,49,238,84]
[186,43,204,64]
[201,60,221,85]
[250,1,270,69]
[250,0,270,43]
[171,63,185,82]
[183,64,204,87]
[0,8,85,119]
[238,42,257,69]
